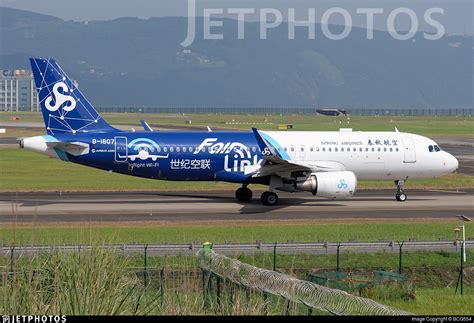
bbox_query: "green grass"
[1,112,473,136]
[384,288,474,315]
[1,247,472,315]
[2,223,473,245]
[1,148,472,191]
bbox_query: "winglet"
[140,120,154,132]
[252,128,283,159]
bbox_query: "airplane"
[20,58,459,206]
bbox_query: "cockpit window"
[428,145,434,152]
[429,145,441,152]
[434,145,441,152]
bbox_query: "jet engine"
[295,171,357,199]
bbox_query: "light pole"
[454,215,471,295]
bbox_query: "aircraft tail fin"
[29,57,116,136]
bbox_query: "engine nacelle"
[295,171,357,199]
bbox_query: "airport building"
[0,69,40,112]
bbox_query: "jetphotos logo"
[2,316,66,323]
[181,0,445,47]
[45,82,77,112]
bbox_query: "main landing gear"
[395,180,407,202]
[235,185,280,206]
[235,186,253,202]
[260,191,279,206]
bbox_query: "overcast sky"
[2,0,472,34]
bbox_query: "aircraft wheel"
[396,193,407,202]
[261,191,279,206]
[235,187,253,202]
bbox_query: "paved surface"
[1,190,472,223]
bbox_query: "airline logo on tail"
[45,82,76,112]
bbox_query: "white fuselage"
[263,130,459,180]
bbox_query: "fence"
[94,106,474,116]
[2,240,472,258]
[198,248,413,315]
[2,241,470,315]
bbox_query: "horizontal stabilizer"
[45,141,90,156]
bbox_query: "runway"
[1,189,472,223]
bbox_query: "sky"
[1,0,473,35]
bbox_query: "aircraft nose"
[446,154,459,172]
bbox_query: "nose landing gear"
[395,180,407,202]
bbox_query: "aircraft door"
[115,136,128,162]
[402,138,416,163]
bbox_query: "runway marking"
[426,189,467,194]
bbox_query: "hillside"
[0,7,472,107]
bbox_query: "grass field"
[1,147,473,191]
[1,112,473,136]
[2,222,473,245]
[1,247,472,315]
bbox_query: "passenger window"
[353,148,356,152]
[316,147,320,152]
[252,147,257,152]
[157,147,161,152]
[301,147,304,152]
[176,147,180,152]
[328,148,332,152]
[371,147,375,152]
[428,145,434,152]
[163,147,168,152]
[202,147,206,152]
[365,147,369,152]
[377,147,381,152]
[310,147,314,152]
[335,148,338,152]
[170,147,174,152]
[389,147,393,152]
[322,148,326,152]
[359,147,363,152]
[284,147,287,151]
[341,147,344,152]
[383,147,387,152]
[183,147,187,153]
[189,147,194,152]
[396,148,399,152]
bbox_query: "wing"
[140,120,154,132]
[251,128,345,179]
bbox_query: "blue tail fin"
[29,58,116,136]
